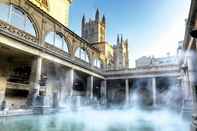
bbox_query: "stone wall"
[0,63,9,103]
[5,96,27,109]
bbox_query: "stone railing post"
[152,77,157,107]
[67,69,74,97]
[125,79,129,105]
[27,56,42,106]
[100,80,107,104]
[87,76,94,99]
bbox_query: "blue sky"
[69,0,191,67]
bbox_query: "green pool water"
[0,108,190,131]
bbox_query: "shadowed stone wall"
[0,62,9,103]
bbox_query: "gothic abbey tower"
[113,35,129,69]
[81,9,129,69]
[82,9,106,43]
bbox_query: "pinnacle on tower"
[125,39,128,45]
[82,15,86,25]
[95,8,100,21]
[102,15,106,24]
[121,35,123,43]
[117,34,120,44]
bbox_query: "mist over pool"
[0,107,190,131]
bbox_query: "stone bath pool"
[0,108,190,131]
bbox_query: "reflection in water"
[0,107,189,131]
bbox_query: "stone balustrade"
[0,20,37,44]
[104,65,180,79]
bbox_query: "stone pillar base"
[86,76,94,99]
[191,119,197,131]
[26,89,38,108]
[100,80,107,105]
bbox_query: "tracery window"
[45,32,68,53]
[0,4,36,36]
[75,47,89,63]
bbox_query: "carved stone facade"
[0,0,106,109]
[113,35,129,70]
[81,9,129,69]
[180,0,197,130]
[0,0,182,111]
[0,0,103,68]
[0,0,183,112]
[82,8,106,43]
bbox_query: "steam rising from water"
[0,107,190,131]
[8,63,188,131]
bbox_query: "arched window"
[75,47,89,63]
[0,4,36,36]
[94,58,101,68]
[45,32,68,53]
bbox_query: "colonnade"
[29,56,107,107]
[124,77,157,106]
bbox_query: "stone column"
[185,71,192,100]
[100,80,107,104]
[152,77,157,107]
[67,69,74,97]
[125,79,129,105]
[187,50,197,131]
[87,76,94,99]
[34,57,42,95]
[0,77,6,103]
[57,68,74,105]
[0,63,8,105]
[27,56,42,106]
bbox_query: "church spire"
[117,34,120,44]
[102,15,106,25]
[95,8,100,21]
[82,15,86,26]
[121,35,123,43]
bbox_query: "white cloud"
[144,19,185,58]
[129,9,189,68]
